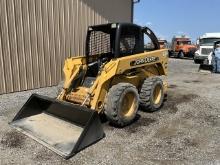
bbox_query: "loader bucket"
[9,94,105,159]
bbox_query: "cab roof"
[200,33,220,39]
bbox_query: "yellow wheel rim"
[153,84,162,105]
[121,92,137,118]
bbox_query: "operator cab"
[85,23,159,77]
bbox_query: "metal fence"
[0,0,132,94]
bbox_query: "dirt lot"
[0,58,220,165]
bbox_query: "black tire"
[189,52,195,58]
[139,77,164,112]
[194,59,202,64]
[104,83,139,127]
[178,51,184,58]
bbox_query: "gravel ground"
[0,58,220,165]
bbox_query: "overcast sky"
[134,0,220,42]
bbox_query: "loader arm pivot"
[57,57,87,100]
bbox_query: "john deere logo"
[130,57,159,66]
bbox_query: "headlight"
[195,53,199,57]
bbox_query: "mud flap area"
[9,94,105,159]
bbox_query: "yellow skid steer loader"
[10,23,168,159]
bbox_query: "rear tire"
[104,83,139,127]
[139,77,164,112]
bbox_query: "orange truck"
[170,35,197,58]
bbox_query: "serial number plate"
[130,57,159,66]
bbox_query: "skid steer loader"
[10,23,168,159]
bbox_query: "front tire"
[139,77,164,112]
[104,83,139,127]
[194,59,203,64]
[178,51,184,58]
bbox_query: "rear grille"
[201,48,213,55]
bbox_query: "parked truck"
[170,35,197,58]
[194,33,220,64]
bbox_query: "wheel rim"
[121,92,137,118]
[153,84,162,105]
